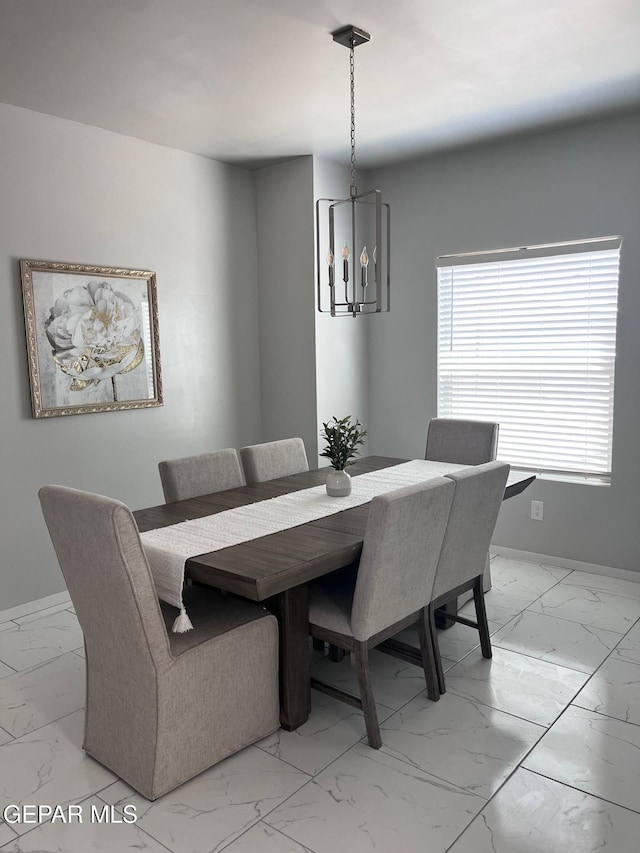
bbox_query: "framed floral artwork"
[20,259,162,418]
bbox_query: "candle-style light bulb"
[342,242,350,283]
[326,248,335,287]
[373,245,378,283]
[360,246,369,287]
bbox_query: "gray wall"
[4,101,639,611]
[0,103,262,610]
[368,113,640,572]
[253,156,371,465]
[313,156,369,462]
[253,157,319,457]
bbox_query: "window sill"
[512,468,610,488]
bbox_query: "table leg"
[272,585,311,731]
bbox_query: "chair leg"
[428,603,446,694]
[354,641,381,749]
[473,576,492,659]
[417,608,439,702]
[328,644,347,662]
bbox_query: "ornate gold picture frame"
[20,259,162,418]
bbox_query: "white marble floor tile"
[0,661,15,679]
[527,583,640,633]
[0,710,116,835]
[490,557,572,595]
[572,656,640,725]
[2,564,638,852]
[561,569,640,600]
[223,822,315,852]
[459,558,572,626]
[382,625,459,674]
[0,822,17,847]
[446,646,590,727]
[523,704,640,813]
[258,689,392,776]
[0,652,85,738]
[448,767,640,853]
[0,795,169,853]
[613,620,640,665]
[309,648,428,711]
[440,620,503,660]
[0,611,84,672]
[265,741,484,853]
[459,594,530,628]
[99,746,310,853]
[13,604,78,626]
[491,610,622,673]
[0,594,71,626]
[379,690,544,799]
[395,620,499,664]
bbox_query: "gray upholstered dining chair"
[428,460,510,694]
[240,437,309,484]
[38,485,279,800]
[426,417,500,599]
[158,448,245,502]
[308,478,455,749]
[425,418,499,466]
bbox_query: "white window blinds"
[436,237,621,481]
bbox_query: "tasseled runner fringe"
[172,606,194,633]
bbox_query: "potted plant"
[320,415,367,496]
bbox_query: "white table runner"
[141,459,466,631]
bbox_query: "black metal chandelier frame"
[316,25,390,318]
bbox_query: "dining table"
[134,455,534,731]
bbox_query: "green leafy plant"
[320,415,367,471]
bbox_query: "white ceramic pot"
[326,468,352,497]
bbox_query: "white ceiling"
[1,0,639,170]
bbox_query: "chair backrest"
[240,437,309,484]
[425,418,499,465]
[158,448,245,503]
[350,478,455,642]
[432,460,510,601]
[38,486,172,671]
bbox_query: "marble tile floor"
[2,556,640,851]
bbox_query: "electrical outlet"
[531,500,544,521]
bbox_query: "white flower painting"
[21,260,162,418]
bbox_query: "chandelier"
[316,25,390,317]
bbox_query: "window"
[436,237,621,482]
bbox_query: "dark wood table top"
[134,456,392,599]
[134,456,534,601]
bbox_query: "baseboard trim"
[491,546,640,584]
[0,590,71,624]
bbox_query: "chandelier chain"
[350,40,356,193]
